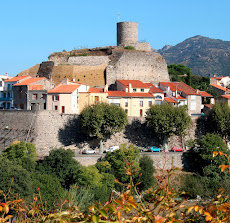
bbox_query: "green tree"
[2,141,36,171]
[37,148,81,189]
[79,103,128,153]
[145,103,191,151]
[138,156,156,191]
[99,144,140,188]
[208,103,230,143]
[0,158,33,199]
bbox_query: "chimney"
[104,84,108,92]
[128,83,132,93]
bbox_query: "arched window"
[155,95,162,100]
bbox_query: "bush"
[36,148,81,189]
[2,141,37,171]
[124,45,136,50]
[32,172,64,209]
[138,155,156,191]
[0,158,33,199]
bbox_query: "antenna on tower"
[118,12,120,22]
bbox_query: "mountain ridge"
[156,35,230,77]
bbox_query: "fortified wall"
[0,111,200,168]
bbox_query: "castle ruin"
[18,22,170,87]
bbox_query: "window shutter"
[52,95,54,101]
[57,95,59,101]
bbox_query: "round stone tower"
[117,22,138,46]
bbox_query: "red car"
[171,147,185,152]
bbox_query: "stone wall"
[106,50,170,87]
[0,111,204,169]
[68,56,110,66]
[74,153,183,169]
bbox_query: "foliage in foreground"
[2,152,230,222]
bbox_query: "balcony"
[0,97,12,101]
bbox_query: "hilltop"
[157,35,230,77]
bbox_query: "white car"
[82,148,96,154]
[105,146,120,153]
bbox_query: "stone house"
[13,77,54,110]
[47,81,89,114]
[159,81,202,116]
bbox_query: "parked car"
[105,146,120,153]
[171,147,185,152]
[138,148,144,153]
[148,146,161,152]
[82,148,96,154]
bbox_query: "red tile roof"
[117,80,149,88]
[160,82,198,95]
[108,91,154,98]
[210,84,230,92]
[176,95,186,100]
[13,77,45,86]
[29,85,43,90]
[221,94,230,99]
[5,76,30,82]
[88,88,105,93]
[48,84,80,94]
[164,97,177,103]
[145,83,164,93]
[197,90,213,97]
[204,104,214,108]
[211,76,224,80]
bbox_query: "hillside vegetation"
[157,35,230,77]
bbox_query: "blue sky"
[0,0,229,76]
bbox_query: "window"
[52,95,59,101]
[54,105,58,110]
[32,94,38,100]
[19,87,22,93]
[148,100,152,106]
[141,89,144,92]
[125,99,128,107]
[62,106,65,113]
[95,96,99,102]
[0,81,2,87]
[155,100,162,105]
[7,92,10,98]
[41,94,46,99]
[155,95,162,100]
[139,100,143,107]
[7,84,10,90]
[125,109,128,113]
[133,88,137,92]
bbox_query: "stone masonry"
[0,111,202,169]
[68,56,110,66]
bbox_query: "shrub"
[138,155,156,191]
[36,148,81,189]
[124,45,136,50]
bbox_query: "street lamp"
[4,126,8,148]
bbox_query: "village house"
[210,76,230,88]
[47,79,89,114]
[78,87,108,113]
[159,81,202,116]
[210,84,230,97]
[13,77,54,110]
[0,75,29,109]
